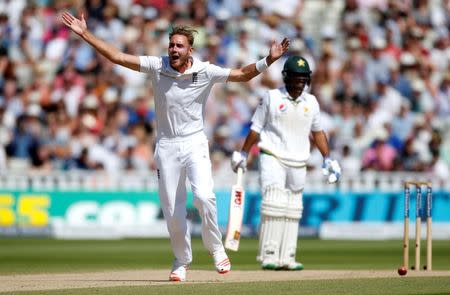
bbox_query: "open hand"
[268,38,290,63]
[61,11,87,36]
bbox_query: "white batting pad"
[280,190,303,267]
[257,186,287,264]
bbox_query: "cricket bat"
[224,167,245,251]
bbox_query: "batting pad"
[258,186,288,264]
[280,190,303,266]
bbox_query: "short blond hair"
[169,26,198,46]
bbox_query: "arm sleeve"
[139,56,161,74]
[250,92,269,133]
[311,99,322,132]
[206,63,232,84]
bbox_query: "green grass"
[1,238,450,294]
[1,238,450,274]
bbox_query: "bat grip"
[236,168,243,186]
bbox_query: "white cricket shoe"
[169,262,188,282]
[261,257,280,270]
[213,251,231,274]
[281,261,304,271]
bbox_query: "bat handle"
[236,167,243,186]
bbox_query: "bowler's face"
[168,34,192,71]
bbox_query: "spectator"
[391,100,415,142]
[435,73,450,120]
[339,144,361,176]
[429,150,450,182]
[398,137,424,171]
[362,128,397,171]
[0,0,447,176]
[6,110,42,162]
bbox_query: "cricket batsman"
[231,55,341,270]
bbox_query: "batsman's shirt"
[251,87,322,167]
[139,56,231,138]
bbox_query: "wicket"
[402,181,432,272]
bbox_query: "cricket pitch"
[2,269,450,293]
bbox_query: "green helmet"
[282,56,312,75]
[282,56,312,87]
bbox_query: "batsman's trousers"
[260,153,307,191]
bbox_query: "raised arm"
[61,12,140,71]
[227,38,290,82]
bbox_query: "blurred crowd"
[0,0,449,180]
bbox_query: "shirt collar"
[282,87,306,103]
[161,56,208,78]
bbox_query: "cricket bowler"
[61,11,289,281]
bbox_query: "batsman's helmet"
[282,56,312,85]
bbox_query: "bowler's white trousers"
[155,131,224,265]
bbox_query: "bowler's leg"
[155,141,192,268]
[187,138,230,273]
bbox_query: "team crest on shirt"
[192,72,198,83]
[279,103,287,112]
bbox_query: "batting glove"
[322,157,341,184]
[231,151,248,173]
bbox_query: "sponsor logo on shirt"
[279,103,287,112]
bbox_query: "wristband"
[255,57,268,72]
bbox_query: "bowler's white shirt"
[139,56,231,138]
[251,87,322,165]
